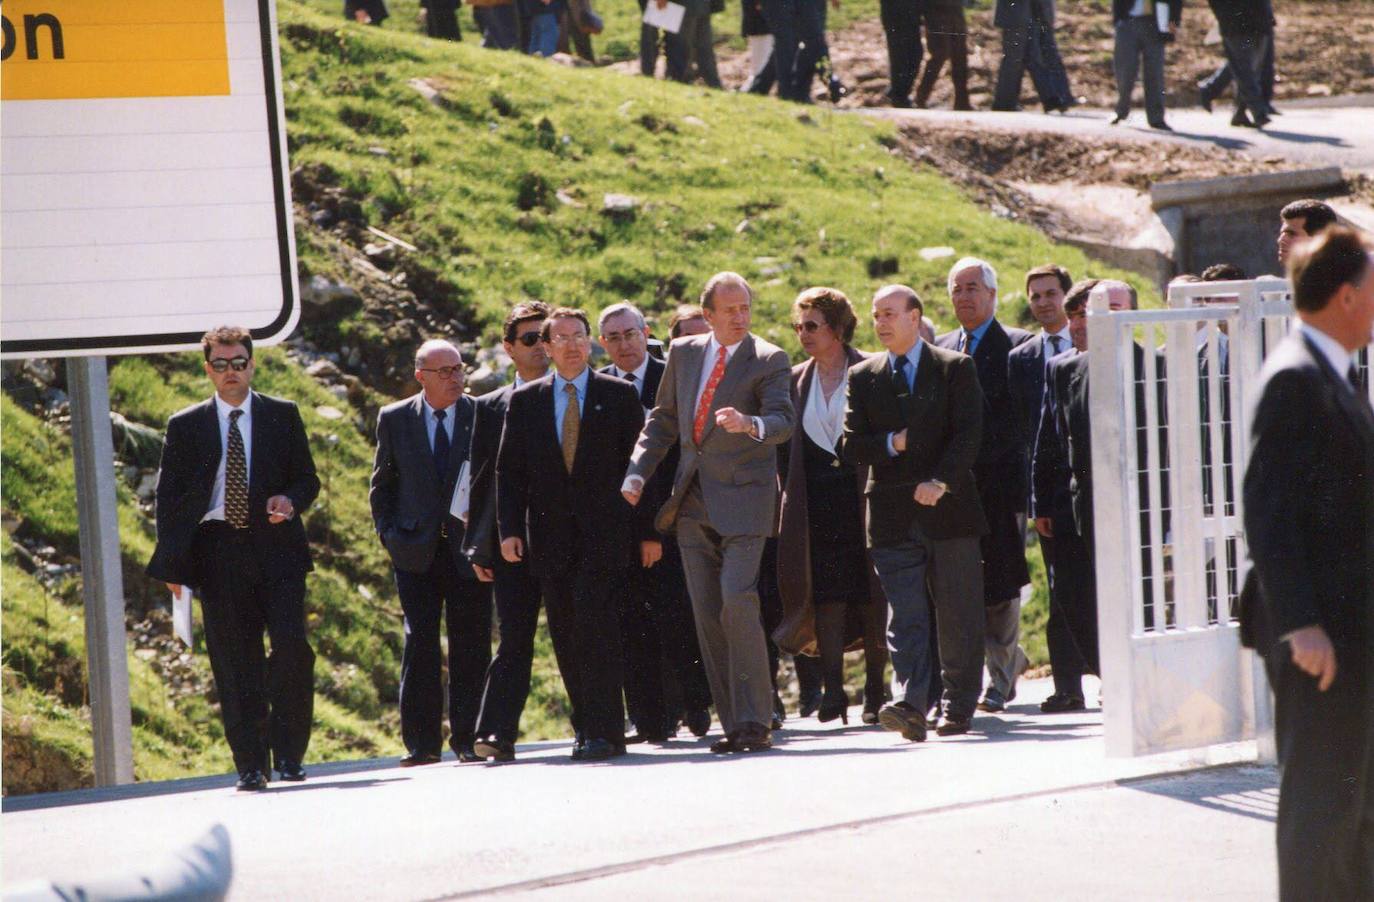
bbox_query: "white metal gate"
[1088,277,1295,757]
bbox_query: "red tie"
[693,345,729,446]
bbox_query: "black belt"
[200,519,251,539]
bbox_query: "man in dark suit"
[623,273,795,754]
[498,308,646,761]
[1243,227,1374,898]
[598,302,713,742]
[1111,0,1181,131]
[469,302,551,763]
[879,0,923,107]
[936,258,1033,715]
[844,285,986,739]
[147,326,319,791]
[991,0,1073,112]
[1009,265,1085,712]
[370,339,489,766]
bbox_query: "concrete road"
[1,678,1273,900]
[869,97,1374,173]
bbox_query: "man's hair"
[598,301,646,332]
[1290,226,1372,313]
[1025,264,1073,294]
[668,304,705,338]
[503,300,552,344]
[873,284,924,317]
[1062,278,1103,314]
[539,307,591,342]
[947,257,998,295]
[1094,278,1140,309]
[414,338,461,369]
[793,287,858,344]
[1201,263,1247,282]
[700,272,752,311]
[201,325,253,361]
[1170,273,1202,285]
[1281,199,1338,235]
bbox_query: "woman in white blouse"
[774,288,890,725]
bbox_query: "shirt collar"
[553,367,591,395]
[420,395,457,419]
[966,317,995,342]
[612,356,651,383]
[1047,324,1071,343]
[214,393,250,419]
[1299,322,1354,382]
[887,339,924,370]
[706,335,744,361]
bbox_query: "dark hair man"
[146,326,320,791]
[1277,199,1339,267]
[1243,226,1374,899]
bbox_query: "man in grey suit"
[370,339,490,766]
[622,272,795,753]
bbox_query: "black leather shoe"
[1197,84,1216,112]
[276,761,306,782]
[454,742,481,763]
[1149,121,1174,132]
[1110,115,1126,125]
[474,736,516,762]
[579,738,625,762]
[625,730,671,745]
[1040,693,1086,714]
[935,713,972,736]
[685,708,711,737]
[236,769,268,791]
[570,732,587,761]
[733,722,773,752]
[399,751,442,767]
[877,703,927,742]
[710,732,739,754]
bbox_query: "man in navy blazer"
[147,326,320,791]
[371,339,489,767]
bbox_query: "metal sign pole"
[68,356,135,785]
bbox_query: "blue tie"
[893,354,911,394]
[432,408,450,479]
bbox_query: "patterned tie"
[432,408,450,480]
[693,346,729,446]
[225,409,249,529]
[960,330,976,356]
[561,382,580,473]
[622,371,636,384]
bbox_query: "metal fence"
[1088,277,1294,757]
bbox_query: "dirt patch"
[714,1,1374,109]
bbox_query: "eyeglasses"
[418,365,463,380]
[513,333,543,348]
[547,334,590,346]
[792,321,824,334]
[209,357,251,373]
[601,328,642,345]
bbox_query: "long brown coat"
[773,348,887,656]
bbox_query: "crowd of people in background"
[342,0,1283,128]
[147,189,1344,786]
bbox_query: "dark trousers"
[474,4,520,49]
[1051,518,1098,677]
[194,524,314,774]
[915,2,968,109]
[665,10,722,87]
[1040,533,1086,698]
[1200,31,1275,105]
[758,0,800,102]
[474,556,546,743]
[1114,15,1167,125]
[556,9,595,61]
[1221,31,1269,117]
[394,546,492,755]
[790,0,829,101]
[542,566,626,743]
[425,2,463,39]
[879,0,923,103]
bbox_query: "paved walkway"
[1,677,1276,900]
[868,96,1374,173]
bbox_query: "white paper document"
[450,460,472,523]
[172,585,194,647]
[643,1,685,34]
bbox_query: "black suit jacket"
[369,393,476,575]
[464,382,517,570]
[1009,331,1070,515]
[841,343,987,546]
[146,392,319,588]
[1113,0,1181,24]
[600,357,680,533]
[937,319,1035,512]
[496,371,647,578]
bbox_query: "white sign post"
[1,0,298,785]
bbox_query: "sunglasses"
[209,357,251,373]
[792,321,824,334]
[513,333,543,348]
[418,365,463,380]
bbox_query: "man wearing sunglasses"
[146,326,320,791]
[371,339,488,767]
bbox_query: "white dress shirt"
[803,365,847,453]
[202,393,253,522]
[608,356,651,407]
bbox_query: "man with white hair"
[936,258,1034,724]
[370,338,489,766]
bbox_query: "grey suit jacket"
[369,392,476,574]
[627,332,794,537]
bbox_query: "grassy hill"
[1,0,1148,794]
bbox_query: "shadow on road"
[1122,765,1279,824]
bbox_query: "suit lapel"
[1301,335,1374,441]
[702,336,754,446]
[642,356,664,409]
[445,395,474,479]
[571,373,606,475]
[247,392,264,496]
[534,379,560,464]
[906,343,938,421]
[408,394,440,493]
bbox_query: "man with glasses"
[598,302,714,743]
[147,326,320,791]
[370,339,489,766]
[498,308,647,761]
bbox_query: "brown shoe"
[878,703,927,742]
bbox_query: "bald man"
[371,339,491,766]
